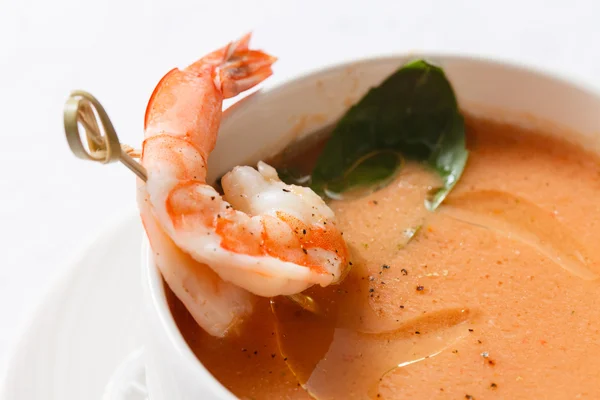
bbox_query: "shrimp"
[139,190,255,337]
[138,34,349,335]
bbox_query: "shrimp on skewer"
[138,34,349,335]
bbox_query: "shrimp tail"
[194,32,277,99]
[143,33,276,159]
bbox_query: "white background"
[2,0,600,381]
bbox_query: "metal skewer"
[63,91,322,315]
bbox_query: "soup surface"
[168,115,600,399]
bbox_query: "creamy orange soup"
[168,115,600,399]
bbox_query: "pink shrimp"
[137,34,348,336]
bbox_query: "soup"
[168,114,600,399]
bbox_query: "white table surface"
[2,0,600,381]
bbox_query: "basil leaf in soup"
[308,59,468,210]
[322,150,403,200]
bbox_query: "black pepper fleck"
[369,288,375,293]
[382,264,390,269]
[416,285,424,291]
[302,229,306,234]
[271,353,276,358]
[282,189,291,192]
[401,268,408,275]
[468,329,474,332]
[399,305,404,309]
[490,383,497,389]
[415,331,420,335]
[465,395,474,400]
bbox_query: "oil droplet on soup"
[271,265,474,399]
[169,115,600,400]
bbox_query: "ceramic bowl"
[142,54,600,400]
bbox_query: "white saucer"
[0,213,146,400]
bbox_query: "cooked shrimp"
[139,190,255,337]
[138,34,349,330]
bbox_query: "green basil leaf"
[309,60,468,210]
[323,150,402,200]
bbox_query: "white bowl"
[142,54,600,400]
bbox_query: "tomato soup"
[168,114,600,399]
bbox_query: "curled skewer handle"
[63,90,148,181]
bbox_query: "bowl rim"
[226,51,600,120]
[142,51,600,397]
